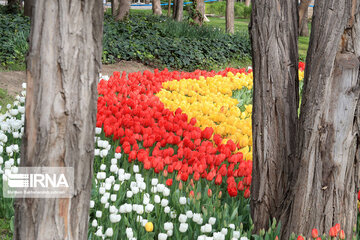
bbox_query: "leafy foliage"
[102,13,251,71]
[0,12,29,70]
[0,11,251,72]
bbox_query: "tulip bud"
[218,191,222,199]
[311,229,318,238]
[339,230,345,240]
[179,181,183,190]
[196,192,201,200]
[163,170,168,177]
[176,174,181,182]
[207,189,212,197]
[189,190,194,199]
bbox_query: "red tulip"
[166,179,173,186]
[329,227,337,237]
[311,229,318,238]
[297,236,304,240]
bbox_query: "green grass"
[0,218,12,240]
[204,17,310,61]
[204,16,249,33]
[0,89,14,113]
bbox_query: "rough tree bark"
[285,0,360,238]
[298,0,311,36]
[24,0,35,18]
[113,0,131,21]
[152,0,162,15]
[193,0,205,26]
[226,0,234,34]
[173,0,183,22]
[249,0,299,233]
[13,1,103,239]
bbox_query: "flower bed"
[0,64,359,239]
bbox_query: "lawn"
[204,16,310,61]
[0,89,14,113]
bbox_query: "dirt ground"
[0,61,155,97]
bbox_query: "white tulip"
[158,233,168,240]
[154,195,161,203]
[161,199,169,207]
[179,223,188,233]
[209,217,216,225]
[91,219,98,227]
[95,211,102,218]
[179,197,186,205]
[178,214,187,223]
[105,228,113,237]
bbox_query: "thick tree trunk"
[286,0,360,238]
[193,0,205,26]
[168,0,171,16]
[245,0,250,7]
[152,0,162,15]
[226,0,234,34]
[13,1,103,239]
[24,0,35,18]
[114,0,131,21]
[249,0,299,233]
[173,0,183,21]
[298,0,311,36]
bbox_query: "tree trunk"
[13,1,103,239]
[299,6,309,37]
[168,0,171,17]
[298,0,311,36]
[114,0,131,21]
[245,0,250,7]
[111,0,120,17]
[249,0,299,233]
[24,0,35,18]
[285,0,360,238]
[152,0,162,15]
[226,0,234,34]
[193,0,205,26]
[173,0,183,22]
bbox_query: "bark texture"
[193,0,205,26]
[114,0,131,21]
[173,0,183,21]
[299,0,311,36]
[249,0,299,233]
[152,0,162,15]
[286,0,360,238]
[13,1,103,240]
[24,0,35,18]
[226,0,234,34]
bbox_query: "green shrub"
[206,1,251,19]
[0,11,251,71]
[102,13,251,71]
[0,12,29,69]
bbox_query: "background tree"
[173,0,183,22]
[168,0,172,16]
[24,0,35,18]
[226,0,234,33]
[298,0,311,36]
[13,0,103,239]
[245,0,250,7]
[193,0,205,26]
[152,0,162,15]
[250,0,360,238]
[112,0,131,21]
